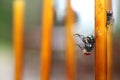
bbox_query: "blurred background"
[0,0,120,80]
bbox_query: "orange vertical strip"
[13,0,25,80]
[66,0,75,80]
[106,0,112,80]
[40,0,53,80]
[95,0,107,80]
[106,0,112,10]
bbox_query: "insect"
[106,10,114,26]
[74,10,114,55]
[74,34,95,55]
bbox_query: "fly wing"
[73,34,85,50]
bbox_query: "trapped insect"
[74,34,95,55]
[74,10,114,55]
[106,10,114,26]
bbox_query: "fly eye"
[87,35,95,43]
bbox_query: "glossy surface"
[13,0,25,80]
[40,0,53,80]
[65,0,76,80]
[95,0,107,80]
[106,0,112,80]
